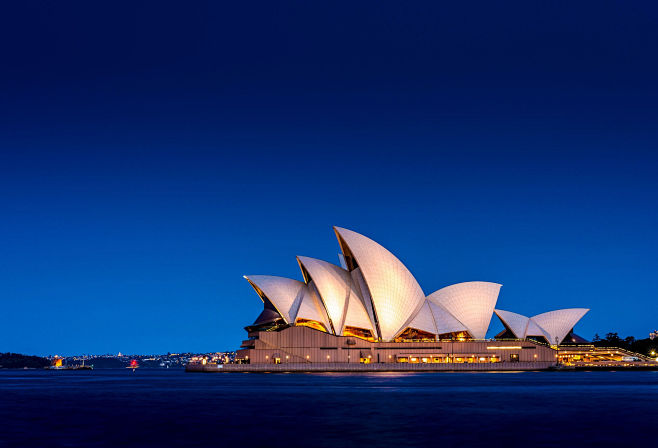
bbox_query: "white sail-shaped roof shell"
[427,281,501,340]
[495,309,530,339]
[530,308,590,345]
[295,281,332,331]
[334,227,426,341]
[243,275,307,324]
[297,256,351,334]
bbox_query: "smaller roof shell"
[427,281,501,339]
[494,309,530,339]
[530,308,590,345]
[243,275,306,324]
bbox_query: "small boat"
[72,361,93,370]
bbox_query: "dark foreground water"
[1,369,657,448]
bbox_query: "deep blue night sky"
[2,1,657,355]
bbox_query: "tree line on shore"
[591,333,657,357]
[0,353,50,369]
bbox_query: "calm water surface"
[1,369,656,447]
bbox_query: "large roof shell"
[494,309,530,339]
[296,256,351,334]
[243,275,306,324]
[530,308,590,345]
[427,281,501,339]
[334,227,426,341]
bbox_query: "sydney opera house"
[234,227,590,370]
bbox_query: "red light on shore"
[130,359,138,368]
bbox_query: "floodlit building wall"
[236,326,556,365]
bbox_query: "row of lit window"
[247,353,547,363]
[397,356,502,363]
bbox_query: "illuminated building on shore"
[236,227,589,366]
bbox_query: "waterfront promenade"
[187,361,555,373]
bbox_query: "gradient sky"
[2,1,658,355]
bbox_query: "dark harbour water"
[1,370,657,448]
